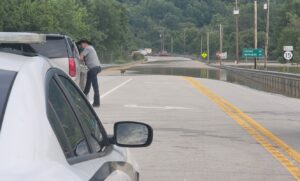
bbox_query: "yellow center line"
[184,77,300,180]
[219,95,300,163]
[187,77,300,164]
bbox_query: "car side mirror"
[113,121,153,147]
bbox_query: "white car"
[0,51,153,181]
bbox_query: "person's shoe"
[92,103,100,107]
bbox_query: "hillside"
[0,0,299,62]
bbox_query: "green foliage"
[0,0,89,38]
[0,0,130,63]
[87,0,129,51]
[122,0,300,61]
[132,53,145,61]
[0,0,300,62]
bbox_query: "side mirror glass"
[75,140,89,156]
[114,121,153,147]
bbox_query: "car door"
[67,38,87,90]
[46,69,139,181]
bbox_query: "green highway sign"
[242,48,264,58]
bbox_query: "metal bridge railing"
[220,65,300,98]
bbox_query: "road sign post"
[254,0,258,69]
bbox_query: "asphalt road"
[93,58,300,181]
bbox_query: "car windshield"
[30,37,68,58]
[0,70,17,130]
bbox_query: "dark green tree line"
[0,0,299,62]
[122,0,300,62]
[0,0,130,62]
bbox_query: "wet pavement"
[94,58,300,180]
[96,75,299,181]
[126,60,300,99]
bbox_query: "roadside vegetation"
[0,0,299,63]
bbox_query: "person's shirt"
[82,45,101,69]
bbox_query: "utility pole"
[171,36,174,54]
[219,24,223,65]
[160,31,165,53]
[200,34,203,54]
[264,0,270,69]
[254,0,258,69]
[184,28,186,54]
[234,0,240,64]
[207,32,210,64]
[162,32,165,52]
[219,24,223,53]
[160,33,162,53]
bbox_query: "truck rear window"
[0,70,17,130]
[30,37,68,58]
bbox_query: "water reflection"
[116,123,149,145]
[128,66,300,99]
[129,67,221,79]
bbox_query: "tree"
[1,0,299,62]
[86,0,130,56]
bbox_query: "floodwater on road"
[127,65,300,99]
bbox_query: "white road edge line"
[100,78,133,99]
[124,104,192,110]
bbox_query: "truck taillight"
[69,58,76,77]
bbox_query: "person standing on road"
[79,39,101,107]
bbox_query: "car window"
[0,43,38,56]
[72,42,80,59]
[30,36,68,58]
[66,38,77,57]
[0,70,17,130]
[59,76,104,151]
[48,78,89,158]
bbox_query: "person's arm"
[80,53,85,61]
[80,47,89,61]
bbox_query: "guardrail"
[219,65,300,98]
